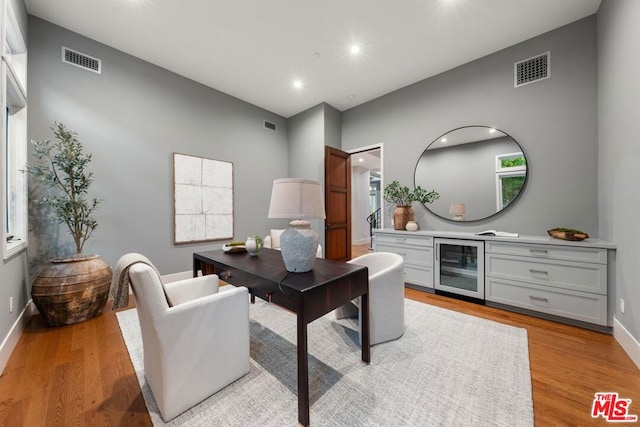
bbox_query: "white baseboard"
[352,237,371,246]
[0,300,38,376]
[613,316,640,370]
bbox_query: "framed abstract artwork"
[173,153,234,244]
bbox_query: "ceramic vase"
[405,220,418,231]
[31,255,112,326]
[393,205,412,230]
[245,236,262,256]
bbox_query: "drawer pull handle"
[530,249,548,256]
[529,296,549,303]
[529,269,549,276]
[396,238,406,243]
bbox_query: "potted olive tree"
[26,123,112,326]
[383,180,439,230]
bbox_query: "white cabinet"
[374,230,433,289]
[485,241,609,326]
[374,229,615,330]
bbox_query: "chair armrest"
[163,274,220,306]
[368,261,403,285]
[157,286,249,351]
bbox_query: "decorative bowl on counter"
[548,228,589,241]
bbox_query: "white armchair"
[335,252,405,345]
[264,228,323,258]
[127,261,250,421]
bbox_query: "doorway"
[348,144,383,251]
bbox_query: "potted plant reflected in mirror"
[383,180,439,230]
[26,123,112,326]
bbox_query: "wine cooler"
[434,238,485,300]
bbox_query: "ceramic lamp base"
[280,220,319,273]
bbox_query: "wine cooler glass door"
[435,238,485,299]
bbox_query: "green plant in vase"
[26,123,100,255]
[25,122,112,326]
[383,180,439,230]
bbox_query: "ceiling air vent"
[264,120,277,131]
[62,47,102,74]
[514,51,549,88]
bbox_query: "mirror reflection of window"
[495,152,526,210]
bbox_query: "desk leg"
[193,258,200,278]
[361,291,371,363]
[297,314,310,426]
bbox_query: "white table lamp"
[450,203,466,221]
[268,178,326,272]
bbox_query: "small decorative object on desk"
[222,241,246,253]
[245,235,263,256]
[405,221,418,231]
[548,228,589,241]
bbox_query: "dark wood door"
[324,146,351,261]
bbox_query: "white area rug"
[117,297,533,426]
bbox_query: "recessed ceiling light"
[350,45,360,55]
[347,94,356,100]
[489,128,497,133]
[293,80,303,89]
[358,158,364,162]
[441,138,448,143]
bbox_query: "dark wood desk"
[193,248,369,426]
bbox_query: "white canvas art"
[173,153,234,243]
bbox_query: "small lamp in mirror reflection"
[450,203,466,221]
[268,178,326,273]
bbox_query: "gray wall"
[287,102,342,252]
[597,0,640,341]
[0,0,29,365]
[27,17,289,276]
[341,16,598,235]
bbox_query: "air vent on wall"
[62,47,102,74]
[264,120,277,131]
[514,51,549,88]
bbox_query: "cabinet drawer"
[486,278,608,326]
[485,241,607,264]
[404,264,433,288]
[376,244,433,267]
[376,234,434,248]
[486,254,607,294]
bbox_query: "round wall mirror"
[414,126,528,222]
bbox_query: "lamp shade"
[268,178,326,220]
[449,203,467,216]
[449,203,466,221]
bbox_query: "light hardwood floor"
[0,245,638,426]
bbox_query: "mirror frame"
[414,126,528,222]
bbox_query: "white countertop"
[374,229,616,249]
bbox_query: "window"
[495,152,526,211]
[2,2,28,259]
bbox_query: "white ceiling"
[24,0,601,118]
